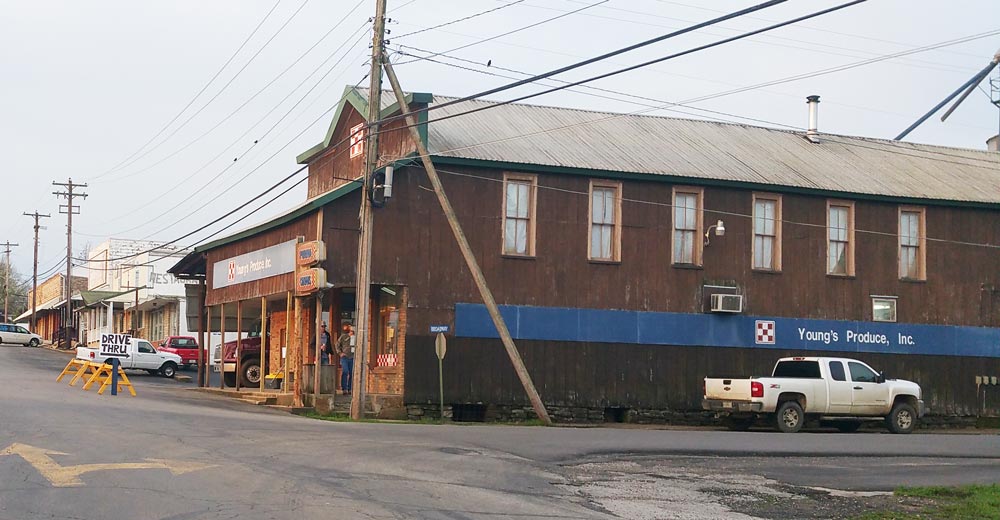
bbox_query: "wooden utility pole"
[53,179,87,349]
[382,56,552,424]
[23,212,50,332]
[350,0,387,420]
[1,241,19,323]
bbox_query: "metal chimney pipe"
[806,95,820,140]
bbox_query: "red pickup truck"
[214,332,265,388]
[157,336,201,370]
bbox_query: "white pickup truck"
[703,356,925,434]
[76,338,182,378]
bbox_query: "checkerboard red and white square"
[755,320,775,345]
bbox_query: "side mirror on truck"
[876,372,886,384]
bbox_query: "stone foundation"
[405,402,987,429]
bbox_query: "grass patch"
[855,484,1000,519]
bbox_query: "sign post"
[435,332,447,422]
[100,333,131,397]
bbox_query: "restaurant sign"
[212,240,297,289]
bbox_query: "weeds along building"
[171,87,1000,423]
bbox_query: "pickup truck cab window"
[828,361,846,381]
[138,341,156,354]
[849,362,877,383]
[772,360,821,378]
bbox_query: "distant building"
[77,239,192,346]
[15,273,87,342]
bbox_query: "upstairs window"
[899,207,926,280]
[502,174,537,256]
[589,181,621,262]
[827,201,855,276]
[672,187,703,266]
[752,193,781,271]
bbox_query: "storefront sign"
[456,303,1000,358]
[295,268,326,295]
[296,240,326,267]
[212,240,297,289]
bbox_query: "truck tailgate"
[704,378,753,401]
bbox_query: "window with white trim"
[899,207,926,280]
[589,181,621,261]
[752,193,781,271]
[872,297,897,322]
[672,187,703,265]
[827,201,855,276]
[502,174,537,256]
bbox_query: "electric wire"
[96,1,368,184]
[82,27,372,237]
[101,0,314,177]
[90,0,283,180]
[391,0,527,40]
[382,0,870,130]
[430,166,1000,251]
[393,0,612,65]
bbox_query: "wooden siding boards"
[403,339,1000,416]
[373,163,999,326]
[204,214,317,306]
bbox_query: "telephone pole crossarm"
[24,212,50,333]
[52,179,87,349]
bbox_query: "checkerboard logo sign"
[227,261,236,282]
[349,123,365,158]
[755,320,776,345]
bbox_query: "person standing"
[336,324,355,394]
[318,323,332,365]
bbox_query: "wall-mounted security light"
[704,219,725,245]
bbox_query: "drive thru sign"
[100,333,132,359]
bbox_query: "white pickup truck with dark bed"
[703,356,925,433]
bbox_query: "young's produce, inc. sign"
[212,240,297,289]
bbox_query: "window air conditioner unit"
[710,293,743,313]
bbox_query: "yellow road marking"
[1,443,213,487]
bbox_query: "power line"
[533,0,974,75]
[395,45,801,129]
[96,1,368,185]
[391,0,527,40]
[91,0,283,181]
[379,1,868,130]
[98,0,313,179]
[679,29,1000,105]
[84,29,372,238]
[394,0,611,65]
[431,166,1000,251]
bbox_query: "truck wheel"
[223,372,238,388]
[723,416,755,431]
[834,420,862,433]
[160,362,177,379]
[241,360,262,387]
[776,401,804,433]
[886,403,916,434]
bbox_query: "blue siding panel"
[455,303,1000,358]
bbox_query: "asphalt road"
[1,345,998,520]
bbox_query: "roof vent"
[988,134,999,153]
[805,95,820,143]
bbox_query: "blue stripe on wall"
[454,303,1000,358]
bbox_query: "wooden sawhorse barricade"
[56,358,136,396]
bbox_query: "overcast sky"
[1,0,998,278]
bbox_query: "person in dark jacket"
[336,324,355,394]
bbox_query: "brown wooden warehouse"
[171,86,1000,424]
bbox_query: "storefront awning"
[79,290,135,309]
[13,294,83,322]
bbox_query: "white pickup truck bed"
[703,357,924,433]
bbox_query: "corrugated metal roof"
[422,94,1000,205]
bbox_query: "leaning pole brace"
[382,55,552,425]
